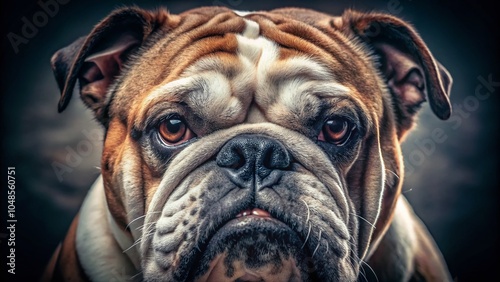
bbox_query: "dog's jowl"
[44,6,453,282]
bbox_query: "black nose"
[216,134,291,188]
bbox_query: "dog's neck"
[76,176,141,281]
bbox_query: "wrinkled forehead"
[114,9,382,129]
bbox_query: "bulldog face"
[52,7,451,282]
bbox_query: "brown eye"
[158,116,194,145]
[319,118,352,145]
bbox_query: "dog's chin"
[190,214,311,282]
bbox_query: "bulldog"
[43,6,453,282]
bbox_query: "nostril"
[228,147,245,169]
[216,145,245,170]
[261,143,291,170]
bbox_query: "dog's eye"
[319,117,354,145]
[158,116,195,145]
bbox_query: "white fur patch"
[233,10,253,17]
[241,18,260,39]
[76,176,141,281]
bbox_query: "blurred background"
[1,0,498,281]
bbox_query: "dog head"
[52,6,451,281]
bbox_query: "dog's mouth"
[189,208,309,282]
[235,208,272,218]
[149,191,354,281]
[146,197,358,282]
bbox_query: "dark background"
[1,0,498,281]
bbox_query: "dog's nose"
[216,134,291,188]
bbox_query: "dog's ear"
[51,7,172,122]
[333,10,452,138]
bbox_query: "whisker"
[385,169,400,179]
[135,222,156,231]
[126,215,147,230]
[361,260,379,282]
[356,256,368,282]
[126,211,161,230]
[129,271,143,280]
[123,237,143,253]
[125,223,157,254]
[312,229,322,257]
[350,212,376,229]
[403,187,413,193]
[350,254,366,281]
[301,198,311,224]
[348,235,378,282]
[301,223,312,249]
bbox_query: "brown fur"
[42,215,89,282]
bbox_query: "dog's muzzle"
[142,128,356,282]
[190,135,305,281]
